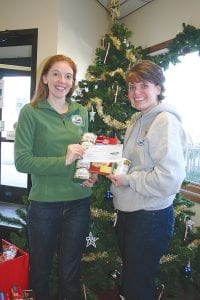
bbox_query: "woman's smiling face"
[43,61,74,100]
[128,81,161,112]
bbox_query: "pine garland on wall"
[145,23,200,69]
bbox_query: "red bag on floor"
[0,239,29,294]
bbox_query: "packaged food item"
[0,240,4,262]
[10,285,23,299]
[95,135,119,145]
[73,133,97,182]
[112,158,131,175]
[74,133,129,179]
[22,290,36,300]
[80,132,97,148]
[0,254,4,263]
[1,244,17,262]
[76,159,91,170]
[0,291,10,300]
[89,162,113,175]
[89,158,131,176]
[74,161,91,180]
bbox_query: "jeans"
[115,205,174,300]
[27,197,90,300]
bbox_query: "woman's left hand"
[82,173,98,188]
[107,174,123,187]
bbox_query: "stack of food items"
[74,133,130,182]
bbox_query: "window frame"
[0,28,37,204]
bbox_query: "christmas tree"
[157,193,200,298]
[73,4,142,297]
[73,3,200,299]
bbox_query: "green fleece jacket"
[14,99,92,202]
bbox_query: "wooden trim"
[180,189,200,204]
[180,183,200,204]
[144,39,173,55]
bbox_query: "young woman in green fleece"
[14,54,97,300]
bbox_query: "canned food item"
[76,159,90,169]
[73,133,96,183]
[89,162,113,175]
[80,132,97,148]
[112,158,131,175]
[74,168,91,180]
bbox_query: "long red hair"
[31,54,77,107]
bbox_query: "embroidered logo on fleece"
[71,115,83,126]
[137,128,149,146]
[137,138,144,146]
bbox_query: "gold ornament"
[86,97,140,130]
[110,68,125,78]
[85,73,97,81]
[188,239,200,250]
[108,0,120,22]
[110,35,121,49]
[174,205,188,217]
[85,68,125,82]
[126,49,137,63]
[160,254,178,264]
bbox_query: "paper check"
[82,144,123,162]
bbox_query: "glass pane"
[1,76,31,138]
[164,51,200,145]
[164,51,200,183]
[1,142,27,188]
[0,76,30,188]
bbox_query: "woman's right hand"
[65,144,84,165]
[107,174,124,187]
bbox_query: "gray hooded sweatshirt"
[111,103,187,212]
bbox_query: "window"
[1,76,31,188]
[164,51,200,183]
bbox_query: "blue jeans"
[27,197,90,300]
[115,206,174,300]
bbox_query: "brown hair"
[31,54,77,107]
[126,60,165,101]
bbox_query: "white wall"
[0,0,108,79]
[1,0,200,74]
[0,0,59,66]
[58,0,108,80]
[123,0,200,48]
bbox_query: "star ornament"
[86,231,99,248]
[89,106,96,122]
[89,110,96,122]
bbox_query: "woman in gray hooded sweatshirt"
[107,60,187,300]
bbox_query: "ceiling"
[97,0,155,19]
